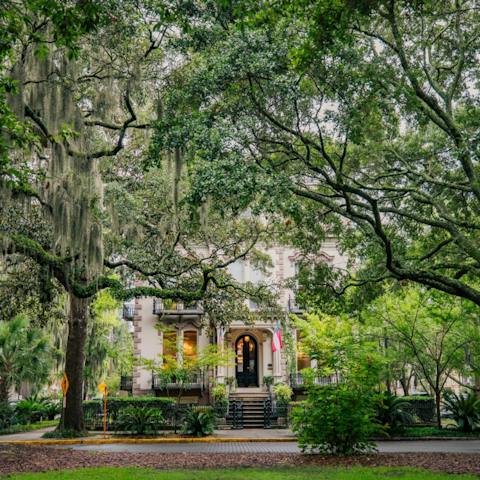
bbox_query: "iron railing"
[289,372,337,387]
[228,400,244,429]
[287,296,305,313]
[151,372,201,390]
[120,375,133,391]
[152,299,203,315]
[122,304,135,320]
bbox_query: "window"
[296,330,311,371]
[163,330,177,358]
[183,331,197,360]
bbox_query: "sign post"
[60,372,69,427]
[98,382,108,437]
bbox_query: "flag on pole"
[272,321,283,352]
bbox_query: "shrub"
[181,407,215,437]
[0,403,18,430]
[273,383,293,404]
[443,390,480,433]
[116,406,164,435]
[262,375,274,388]
[376,392,413,435]
[15,398,44,424]
[291,384,379,455]
[40,400,60,420]
[402,396,436,424]
[83,397,174,431]
[212,384,228,417]
[225,377,236,390]
[212,384,227,403]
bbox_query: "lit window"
[183,331,197,360]
[296,330,311,370]
[163,330,177,358]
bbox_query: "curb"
[0,437,297,446]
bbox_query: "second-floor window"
[296,330,311,371]
[183,330,197,360]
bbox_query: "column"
[216,326,226,384]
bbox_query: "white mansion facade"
[126,239,347,401]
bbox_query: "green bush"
[376,392,413,435]
[212,384,228,417]
[40,400,60,420]
[262,375,274,388]
[443,390,480,433]
[291,384,379,455]
[116,406,164,435]
[402,396,436,424]
[181,407,215,437]
[15,398,44,424]
[83,397,174,431]
[0,403,18,430]
[273,383,293,404]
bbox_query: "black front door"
[235,334,258,387]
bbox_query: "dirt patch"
[0,445,479,476]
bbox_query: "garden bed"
[0,446,480,476]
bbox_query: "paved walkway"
[61,439,480,454]
[0,427,293,442]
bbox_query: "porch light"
[244,335,250,343]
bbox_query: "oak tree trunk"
[60,294,89,432]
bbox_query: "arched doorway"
[235,334,258,387]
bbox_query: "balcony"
[289,372,337,388]
[120,375,133,391]
[288,296,305,314]
[152,372,201,390]
[122,304,135,321]
[152,299,203,319]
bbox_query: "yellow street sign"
[98,382,107,395]
[61,373,69,396]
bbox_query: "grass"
[4,467,479,480]
[0,420,57,436]
[398,426,480,438]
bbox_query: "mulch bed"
[0,446,479,476]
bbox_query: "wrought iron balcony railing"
[120,375,133,391]
[122,304,135,321]
[152,299,203,315]
[152,372,201,390]
[289,372,337,387]
[287,296,306,314]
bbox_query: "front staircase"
[227,391,269,428]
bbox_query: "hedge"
[402,396,435,424]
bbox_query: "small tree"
[0,316,53,402]
[366,286,480,427]
[291,312,383,454]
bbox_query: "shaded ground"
[1,445,480,476]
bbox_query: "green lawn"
[0,420,57,436]
[398,426,480,438]
[4,467,478,480]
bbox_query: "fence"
[83,398,212,433]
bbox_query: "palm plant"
[443,391,480,433]
[15,397,45,424]
[376,392,414,434]
[181,407,215,437]
[116,406,164,435]
[0,316,52,402]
